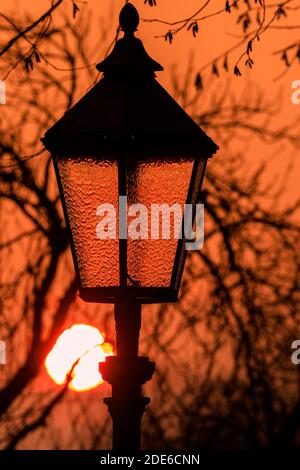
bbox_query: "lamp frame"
[52,152,207,304]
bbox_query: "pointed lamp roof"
[42,3,218,159]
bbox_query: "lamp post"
[42,2,218,451]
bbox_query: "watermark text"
[96,197,204,251]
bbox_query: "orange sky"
[0,1,299,450]
[1,0,300,203]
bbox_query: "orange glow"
[45,324,113,392]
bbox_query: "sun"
[45,324,113,392]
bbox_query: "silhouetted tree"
[0,2,300,450]
[1,1,299,81]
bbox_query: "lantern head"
[42,3,218,304]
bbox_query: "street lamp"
[42,2,218,451]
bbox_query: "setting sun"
[45,324,113,392]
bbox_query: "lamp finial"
[119,3,139,36]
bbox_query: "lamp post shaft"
[115,298,141,357]
[100,300,155,451]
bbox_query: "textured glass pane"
[57,157,119,288]
[174,159,206,291]
[127,158,194,287]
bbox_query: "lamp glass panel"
[126,157,194,287]
[57,156,119,288]
[174,158,206,291]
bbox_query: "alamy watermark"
[291,80,300,104]
[96,197,204,251]
[0,340,6,365]
[291,340,300,365]
[0,80,6,104]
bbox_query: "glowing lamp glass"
[54,153,206,303]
